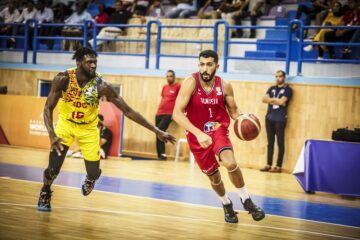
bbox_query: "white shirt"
[16,8,37,23]
[35,7,54,23]
[65,10,92,25]
[0,7,20,23]
[177,0,197,11]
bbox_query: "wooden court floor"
[0,146,359,240]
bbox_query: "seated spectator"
[46,3,69,50]
[93,3,109,24]
[12,1,36,48]
[164,0,198,18]
[0,2,20,41]
[324,0,360,59]
[293,0,332,38]
[147,0,165,18]
[62,0,92,51]
[304,1,344,59]
[88,0,133,49]
[343,28,360,59]
[132,0,151,16]
[197,0,225,19]
[34,0,54,49]
[233,0,266,38]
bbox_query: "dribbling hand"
[51,136,64,156]
[196,132,213,149]
[156,130,177,144]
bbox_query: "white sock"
[237,186,250,202]
[219,194,231,205]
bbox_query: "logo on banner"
[29,113,56,136]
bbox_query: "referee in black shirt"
[260,70,292,173]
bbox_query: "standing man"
[260,70,292,173]
[38,47,176,212]
[173,50,265,223]
[155,70,181,160]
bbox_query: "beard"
[200,70,216,82]
[276,79,284,86]
[80,65,96,78]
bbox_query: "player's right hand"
[50,136,64,156]
[196,132,213,149]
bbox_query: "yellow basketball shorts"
[55,118,100,161]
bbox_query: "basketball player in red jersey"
[173,50,265,223]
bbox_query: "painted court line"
[1,177,359,231]
[0,202,358,240]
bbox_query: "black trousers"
[266,118,286,167]
[233,10,263,37]
[155,115,172,157]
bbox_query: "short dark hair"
[276,70,286,77]
[167,70,175,76]
[72,47,98,62]
[199,50,218,63]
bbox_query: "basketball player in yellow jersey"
[38,47,176,211]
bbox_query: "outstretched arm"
[172,77,212,149]
[44,72,68,156]
[98,80,176,144]
[223,80,242,120]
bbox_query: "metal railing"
[1,19,359,75]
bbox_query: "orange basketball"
[234,113,261,141]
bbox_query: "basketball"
[234,113,261,141]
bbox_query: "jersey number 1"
[209,108,213,118]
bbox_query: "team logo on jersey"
[216,86,222,96]
[203,121,221,133]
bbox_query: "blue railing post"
[296,21,304,76]
[92,21,97,51]
[145,20,160,69]
[32,19,38,64]
[155,22,162,69]
[23,21,29,63]
[286,20,300,75]
[213,20,226,53]
[83,20,91,47]
[223,23,230,73]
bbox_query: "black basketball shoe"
[37,191,52,212]
[242,198,265,221]
[222,201,238,223]
[81,177,96,196]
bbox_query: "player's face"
[198,57,219,82]
[79,55,97,78]
[166,72,175,84]
[275,72,285,85]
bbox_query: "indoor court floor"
[0,145,359,240]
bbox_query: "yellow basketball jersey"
[57,68,101,124]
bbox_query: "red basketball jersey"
[185,72,230,135]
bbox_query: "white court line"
[1,177,360,230]
[0,202,359,240]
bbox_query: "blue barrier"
[0,19,359,75]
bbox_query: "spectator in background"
[15,0,37,24]
[93,3,109,24]
[46,2,69,50]
[0,2,20,41]
[233,0,266,38]
[88,0,133,49]
[165,0,198,18]
[147,0,165,18]
[343,28,360,59]
[304,1,344,59]
[62,1,92,51]
[155,70,181,160]
[324,0,359,59]
[34,0,54,49]
[197,0,225,19]
[293,0,331,38]
[261,70,292,173]
[0,86,7,94]
[132,0,151,16]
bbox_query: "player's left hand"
[156,129,177,144]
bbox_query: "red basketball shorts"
[186,127,233,175]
